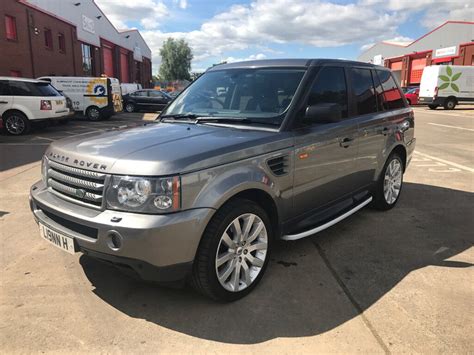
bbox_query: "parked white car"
[38,76,123,120]
[0,77,70,135]
[419,65,474,110]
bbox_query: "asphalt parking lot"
[0,107,473,353]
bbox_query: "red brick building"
[0,0,152,87]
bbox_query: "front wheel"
[372,153,404,211]
[192,199,272,302]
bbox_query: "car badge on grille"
[75,189,86,198]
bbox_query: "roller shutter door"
[103,45,114,77]
[390,60,402,71]
[120,52,129,83]
[409,57,426,84]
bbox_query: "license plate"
[39,223,76,254]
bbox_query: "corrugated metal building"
[0,0,152,87]
[357,21,474,87]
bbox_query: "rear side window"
[308,66,348,118]
[376,70,405,110]
[350,68,377,115]
[9,81,61,96]
[134,91,147,97]
[0,80,11,95]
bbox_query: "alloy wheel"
[215,213,268,292]
[383,159,402,205]
[5,115,25,135]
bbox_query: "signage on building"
[133,46,143,62]
[433,46,457,58]
[373,54,383,65]
[82,15,95,34]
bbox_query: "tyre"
[192,198,272,302]
[372,153,404,211]
[428,104,438,110]
[86,106,101,121]
[124,102,135,113]
[443,98,456,110]
[3,111,31,135]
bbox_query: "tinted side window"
[308,66,348,118]
[372,69,385,112]
[135,91,147,97]
[34,83,61,96]
[148,91,163,98]
[350,68,377,115]
[0,80,11,95]
[9,81,33,96]
[376,70,405,110]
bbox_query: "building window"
[58,33,66,53]
[81,43,93,75]
[10,70,21,77]
[5,15,17,41]
[44,28,53,49]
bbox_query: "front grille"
[47,160,108,209]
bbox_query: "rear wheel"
[428,104,438,110]
[86,106,101,121]
[124,102,135,113]
[443,98,456,110]
[192,199,272,302]
[372,153,404,211]
[3,111,31,135]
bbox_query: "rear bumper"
[30,109,73,121]
[30,180,214,283]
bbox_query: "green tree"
[159,38,193,81]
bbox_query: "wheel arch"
[2,108,31,121]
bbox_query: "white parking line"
[428,123,474,132]
[414,151,474,173]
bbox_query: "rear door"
[0,80,13,116]
[292,65,359,217]
[133,90,149,108]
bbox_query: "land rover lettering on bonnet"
[30,59,415,302]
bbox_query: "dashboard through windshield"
[162,68,306,125]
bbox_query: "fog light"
[106,232,122,250]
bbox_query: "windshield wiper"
[160,113,201,120]
[195,117,254,124]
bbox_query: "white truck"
[418,65,474,110]
[37,76,123,120]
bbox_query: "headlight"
[41,156,49,184]
[106,176,181,213]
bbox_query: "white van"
[38,76,123,120]
[120,83,142,96]
[419,65,474,110]
[0,77,70,135]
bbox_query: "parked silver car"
[30,59,415,301]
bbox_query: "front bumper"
[30,181,214,282]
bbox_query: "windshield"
[163,68,306,125]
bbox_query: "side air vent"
[267,155,289,176]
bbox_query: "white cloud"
[96,0,168,30]
[173,0,188,10]
[224,53,267,63]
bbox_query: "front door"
[292,66,360,218]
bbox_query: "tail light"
[40,100,52,110]
[433,86,438,99]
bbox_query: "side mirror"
[305,103,342,123]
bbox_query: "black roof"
[207,58,386,71]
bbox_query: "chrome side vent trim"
[267,155,289,176]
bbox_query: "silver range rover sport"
[30,59,415,302]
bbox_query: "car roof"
[207,58,387,71]
[0,76,49,83]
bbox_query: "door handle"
[339,137,354,148]
[0,101,8,104]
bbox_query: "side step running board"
[281,196,373,241]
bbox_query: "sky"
[95,0,473,73]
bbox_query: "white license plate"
[39,223,76,254]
